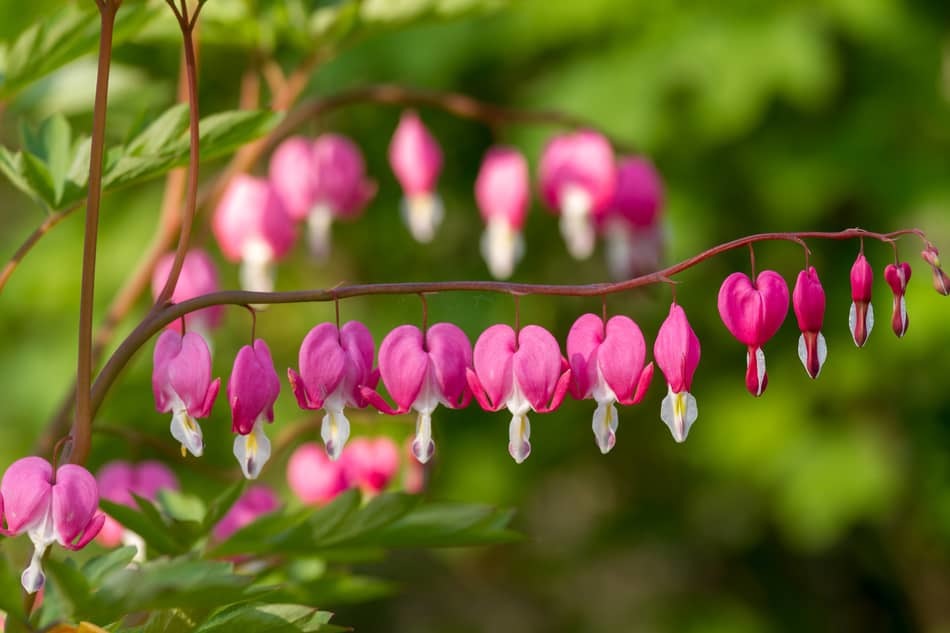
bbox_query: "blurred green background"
[2,0,950,631]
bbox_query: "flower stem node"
[654,304,701,442]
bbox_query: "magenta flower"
[567,313,654,453]
[287,443,348,505]
[539,130,616,260]
[0,457,105,593]
[601,157,664,280]
[653,304,701,442]
[288,321,378,460]
[212,174,297,293]
[849,253,874,347]
[718,270,790,397]
[389,111,444,243]
[212,485,279,542]
[792,267,827,379]
[228,339,281,479]
[96,460,178,557]
[342,437,400,495]
[152,330,221,457]
[475,146,530,279]
[269,134,376,260]
[362,324,472,464]
[885,261,912,338]
[921,245,950,296]
[151,249,224,338]
[467,324,572,463]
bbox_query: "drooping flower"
[212,485,279,542]
[539,130,616,260]
[600,156,665,280]
[361,324,472,464]
[718,270,790,397]
[228,339,281,479]
[792,267,827,379]
[288,321,378,460]
[567,313,654,453]
[0,457,105,593]
[212,174,297,293]
[151,249,224,338]
[884,261,912,338]
[467,324,572,463]
[341,437,400,495]
[389,111,443,243]
[921,245,950,296]
[269,134,376,260]
[96,460,179,553]
[849,253,874,347]
[653,303,701,442]
[475,146,530,279]
[152,330,221,457]
[287,443,348,505]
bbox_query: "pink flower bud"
[288,321,378,460]
[342,437,400,495]
[601,157,665,280]
[228,339,281,479]
[467,324,572,463]
[718,271,789,397]
[96,460,179,550]
[884,262,912,338]
[212,174,297,292]
[152,330,221,457]
[653,304,701,442]
[849,253,874,347]
[921,245,950,296]
[792,267,827,379]
[567,313,654,453]
[539,130,616,260]
[287,443,348,506]
[151,249,224,336]
[475,146,530,279]
[361,324,472,464]
[389,111,443,243]
[1,457,105,593]
[212,485,279,542]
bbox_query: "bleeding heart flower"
[849,253,874,347]
[342,437,400,495]
[152,330,221,457]
[718,270,789,397]
[475,146,530,279]
[567,313,654,453]
[884,261,912,338]
[539,130,616,260]
[96,460,178,555]
[600,156,665,280]
[287,443,348,505]
[269,134,376,261]
[228,339,281,479]
[389,111,444,243]
[466,324,572,463]
[212,485,279,541]
[361,323,472,464]
[288,321,378,460]
[212,174,297,293]
[151,249,224,339]
[921,245,950,296]
[792,267,827,379]
[0,457,105,593]
[653,303,701,442]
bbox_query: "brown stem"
[0,204,80,293]
[69,1,119,467]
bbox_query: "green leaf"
[19,151,56,209]
[20,115,73,205]
[81,546,137,586]
[42,557,92,620]
[99,499,186,556]
[317,493,418,547]
[157,489,208,524]
[0,550,26,622]
[124,104,190,157]
[194,603,341,633]
[201,479,248,537]
[306,489,362,545]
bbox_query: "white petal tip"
[508,440,531,464]
[321,410,350,461]
[411,438,436,464]
[234,422,272,480]
[660,389,697,443]
[402,194,444,244]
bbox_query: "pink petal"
[286,444,347,506]
[168,332,216,417]
[538,130,617,216]
[212,174,297,262]
[96,461,136,506]
[151,249,224,332]
[152,330,183,413]
[52,464,99,546]
[472,325,517,409]
[312,134,375,219]
[792,267,826,333]
[0,457,52,534]
[295,323,348,410]
[228,339,281,435]
[598,315,648,403]
[96,514,124,548]
[513,325,564,411]
[339,320,377,407]
[608,156,664,229]
[566,313,604,399]
[213,485,280,541]
[269,136,319,220]
[342,437,400,494]
[388,111,442,195]
[378,325,429,412]
[850,253,873,302]
[717,271,789,347]
[475,146,530,230]
[134,461,179,501]
[426,323,473,408]
[653,303,701,393]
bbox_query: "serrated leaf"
[19,150,56,208]
[125,104,190,157]
[194,603,341,633]
[21,115,72,204]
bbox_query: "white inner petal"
[121,530,147,564]
[321,407,351,461]
[592,401,618,454]
[848,302,858,346]
[480,217,524,280]
[412,411,436,464]
[401,193,444,244]
[233,418,272,480]
[660,385,697,443]
[23,509,55,594]
[508,413,532,464]
[898,295,908,335]
[866,302,875,337]
[240,238,276,298]
[171,407,204,457]
[559,185,595,260]
[604,218,635,281]
[307,204,335,262]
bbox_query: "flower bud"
[792,267,827,379]
[848,253,874,347]
[884,262,912,337]
[921,245,950,296]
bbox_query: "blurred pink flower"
[342,437,400,495]
[150,249,224,337]
[475,146,530,279]
[389,111,444,243]
[213,485,279,542]
[96,460,179,550]
[287,442,348,505]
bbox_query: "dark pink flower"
[212,485,279,542]
[96,460,178,550]
[152,330,221,457]
[601,156,664,280]
[228,339,281,479]
[362,324,472,464]
[849,253,874,347]
[920,245,949,296]
[717,271,789,397]
[389,111,443,243]
[467,325,572,463]
[567,313,654,453]
[792,267,827,379]
[1,457,105,593]
[151,249,224,336]
[342,437,400,495]
[288,321,378,460]
[475,146,530,279]
[884,262,912,338]
[653,304,701,442]
[287,443,348,506]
